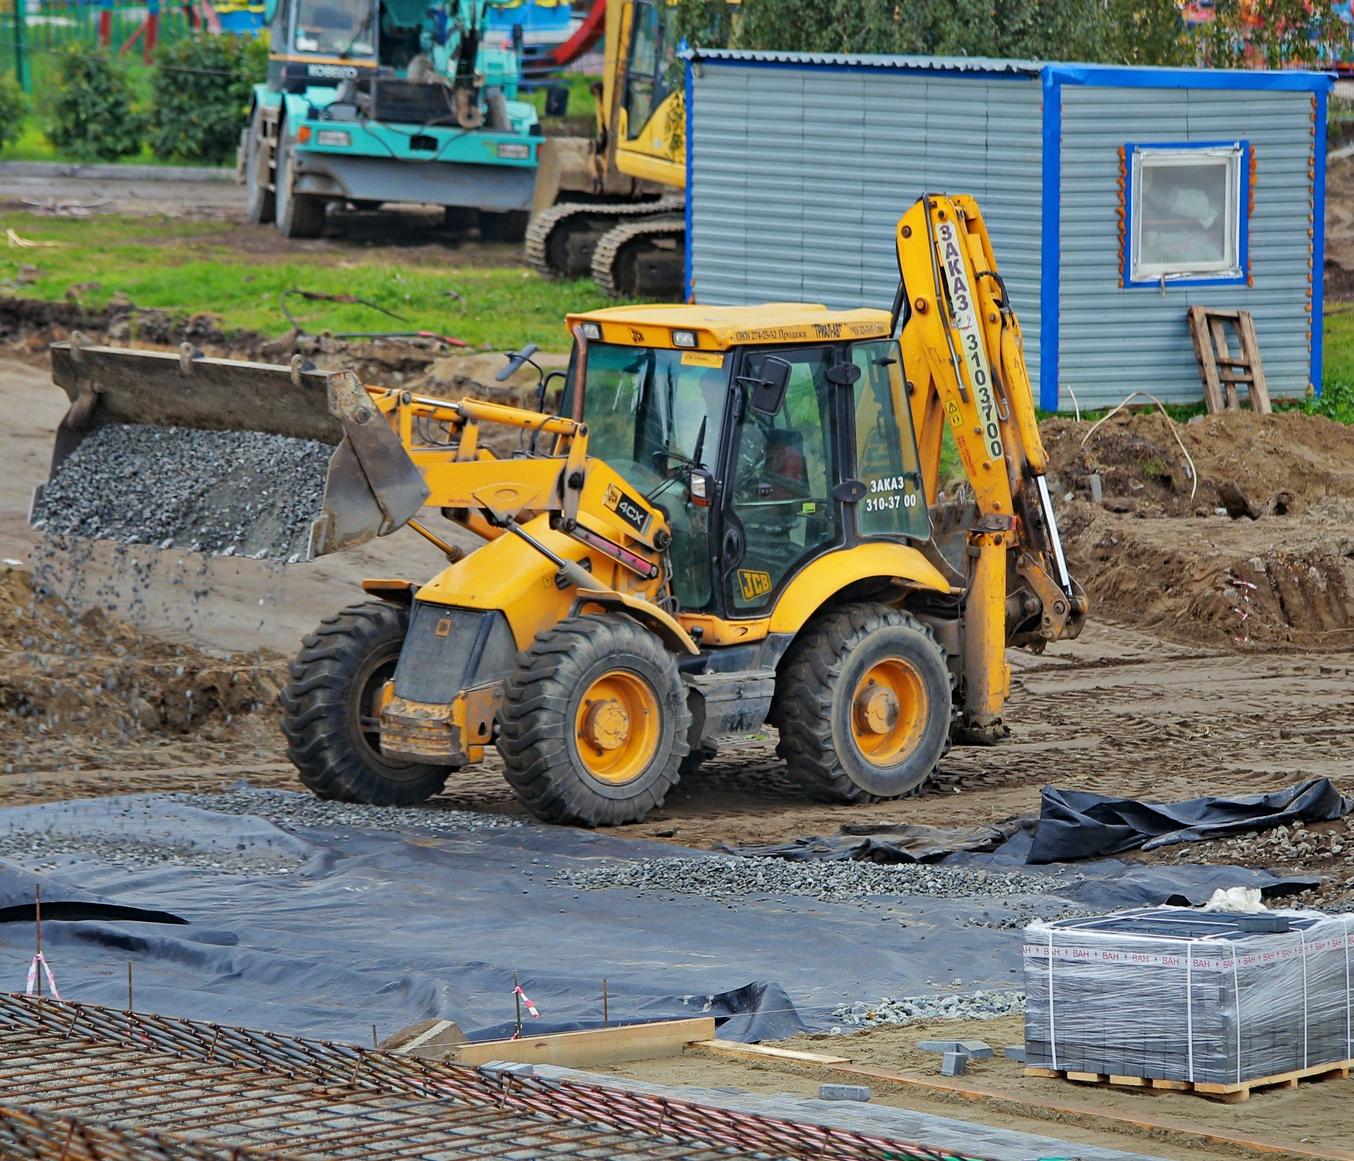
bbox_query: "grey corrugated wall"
[688,61,1046,385]
[1056,86,1317,406]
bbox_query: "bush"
[149,33,267,164]
[0,70,27,151]
[47,52,143,161]
[1308,378,1354,425]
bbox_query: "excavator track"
[591,214,687,299]
[525,197,685,280]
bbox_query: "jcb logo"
[604,483,649,533]
[629,328,645,344]
[737,569,773,601]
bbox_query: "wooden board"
[450,1017,716,1068]
[689,1040,851,1066]
[1027,1058,1353,1103]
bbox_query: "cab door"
[721,346,846,614]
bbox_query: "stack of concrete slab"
[1024,907,1354,1085]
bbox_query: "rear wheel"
[274,132,326,239]
[770,604,951,803]
[282,601,449,805]
[242,107,274,225]
[497,615,690,826]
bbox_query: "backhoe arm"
[893,194,1087,739]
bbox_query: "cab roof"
[565,303,892,352]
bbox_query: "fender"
[767,543,953,636]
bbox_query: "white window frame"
[1126,141,1247,287]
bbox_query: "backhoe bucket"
[36,338,429,560]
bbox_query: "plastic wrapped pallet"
[1024,907,1354,1085]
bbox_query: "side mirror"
[747,357,792,415]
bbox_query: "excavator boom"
[893,194,1087,738]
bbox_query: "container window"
[1126,143,1247,286]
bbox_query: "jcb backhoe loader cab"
[285,303,972,826]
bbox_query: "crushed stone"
[172,788,524,834]
[833,991,1026,1028]
[31,423,332,562]
[554,855,1071,905]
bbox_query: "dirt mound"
[1042,411,1354,649]
[1043,409,1354,516]
[0,565,287,774]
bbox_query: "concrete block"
[917,1039,992,1060]
[818,1083,871,1102]
[940,1050,968,1076]
[1004,1045,1027,1063]
[479,1060,536,1077]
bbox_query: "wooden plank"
[1066,1071,1107,1084]
[450,1017,717,1068]
[690,1040,851,1066]
[1237,311,1272,413]
[1108,1074,1149,1087]
[1209,314,1240,410]
[1188,305,1226,413]
[1149,1077,1191,1091]
[1023,1066,1060,1078]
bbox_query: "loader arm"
[893,193,1087,739]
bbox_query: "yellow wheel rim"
[850,658,927,767]
[573,670,661,785]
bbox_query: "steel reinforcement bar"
[0,993,991,1161]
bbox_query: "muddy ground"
[2,350,1351,889]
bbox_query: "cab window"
[624,0,670,140]
[565,342,728,611]
[850,339,929,541]
[727,347,839,612]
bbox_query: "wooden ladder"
[1187,306,1272,414]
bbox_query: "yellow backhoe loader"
[36,194,1085,825]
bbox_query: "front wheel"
[771,604,951,803]
[282,601,449,805]
[274,131,326,239]
[497,615,691,826]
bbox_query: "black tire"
[770,604,951,803]
[497,615,691,826]
[274,131,326,239]
[478,209,529,243]
[242,107,274,225]
[282,601,449,806]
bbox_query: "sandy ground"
[591,1014,1354,1161]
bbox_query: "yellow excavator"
[36,194,1085,825]
[527,0,732,297]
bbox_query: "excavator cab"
[559,313,933,623]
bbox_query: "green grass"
[0,211,620,351]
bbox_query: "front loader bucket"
[36,337,429,560]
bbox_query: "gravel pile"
[0,829,303,876]
[173,789,524,834]
[834,990,1026,1028]
[32,423,333,562]
[555,855,1068,904]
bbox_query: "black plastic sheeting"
[1027,779,1352,863]
[0,862,186,926]
[0,789,1327,1046]
[733,780,1351,871]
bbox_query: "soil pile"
[1044,411,1354,649]
[0,565,286,775]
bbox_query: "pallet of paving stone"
[1023,907,1354,1089]
[1025,1057,1353,1103]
